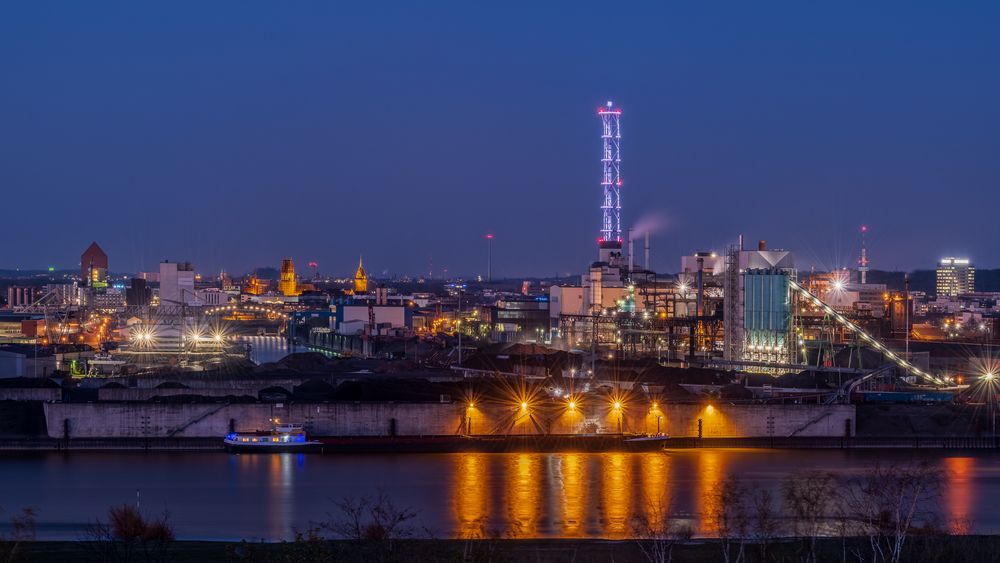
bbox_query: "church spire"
[354,256,368,293]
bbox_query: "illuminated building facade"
[80,241,108,288]
[278,258,300,296]
[936,257,974,297]
[354,257,368,294]
[244,274,265,295]
[742,269,792,364]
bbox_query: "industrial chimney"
[758,240,766,251]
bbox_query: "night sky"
[3,2,999,278]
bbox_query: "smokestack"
[696,256,704,317]
[739,234,744,250]
[644,231,650,271]
[758,240,766,251]
[628,228,634,272]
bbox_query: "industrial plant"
[0,101,997,450]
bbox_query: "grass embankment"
[16,536,1000,563]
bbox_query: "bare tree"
[714,478,750,563]
[782,470,840,563]
[843,461,944,563]
[747,486,780,563]
[630,495,693,563]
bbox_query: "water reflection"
[600,453,632,538]
[696,450,724,535]
[639,453,670,531]
[15,450,996,541]
[269,454,295,539]
[506,454,543,537]
[945,457,974,534]
[454,453,489,538]
[555,453,587,537]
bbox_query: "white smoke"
[631,211,668,236]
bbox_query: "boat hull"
[224,441,324,454]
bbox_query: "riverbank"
[2,434,1000,452]
[14,536,1000,563]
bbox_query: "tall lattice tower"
[858,225,869,284]
[598,101,622,260]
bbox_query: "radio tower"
[858,225,869,284]
[598,101,622,262]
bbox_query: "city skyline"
[3,2,999,276]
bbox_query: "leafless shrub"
[86,504,174,563]
[319,488,418,563]
[631,512,692,563]
[0,507,36,563]
[458,522,505,563]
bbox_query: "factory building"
[723,240,796,365]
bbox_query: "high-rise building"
[936,257,974,297]
[81,241,109,288]
[278,258,300,296]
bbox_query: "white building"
[159,261,196,306]
[196,288,229,306]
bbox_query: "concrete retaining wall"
[0,389,61,402]
[44,401,855,439]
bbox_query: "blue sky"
[2,2,998,277]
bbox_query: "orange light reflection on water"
[506,453,542,537]
[557,453,587,537]
[639,453,670,531]
[945,457,974,534]
[601,453,632,538]
[454,453,489,538]
[696,450,723,535]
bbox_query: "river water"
[4,449,1000,541]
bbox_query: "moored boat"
[224,423,322,452]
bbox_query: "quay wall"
[43,402,855,439]
[0,389,61,402]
